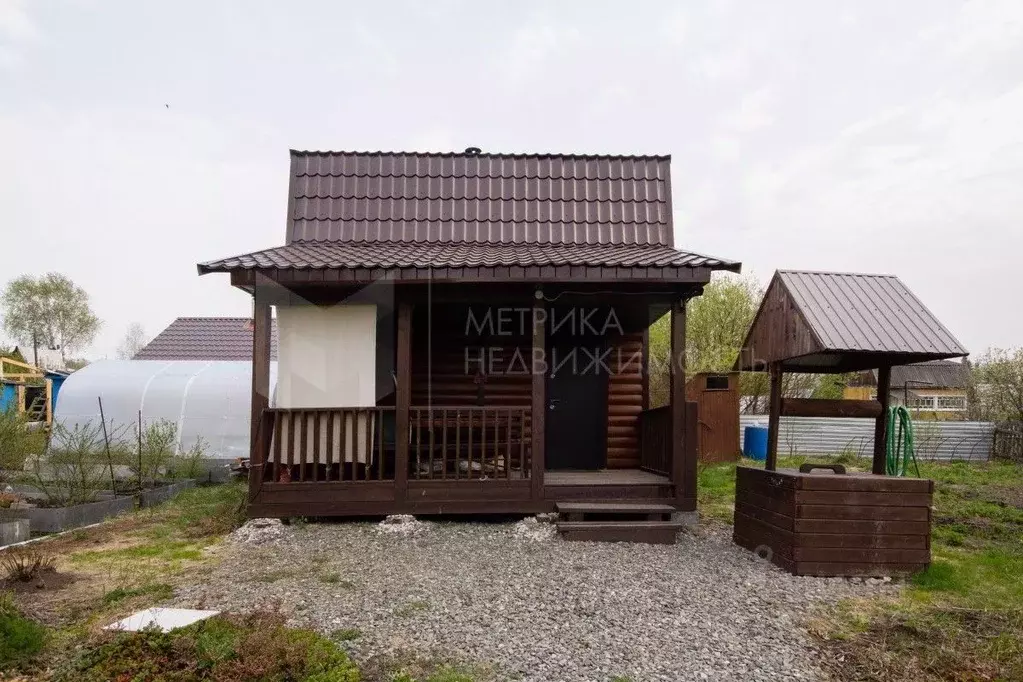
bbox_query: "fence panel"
[739,416,995,462]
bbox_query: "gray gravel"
[175,519,893,682]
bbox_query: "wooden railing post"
[531,298,546,502]
[249,291,272,502]
[670,299,687,509]
[395,301,412,502]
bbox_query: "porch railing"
[258,405,531,483]
[638,405,671,476]
[411,406,530,481]
[262,407,396,482]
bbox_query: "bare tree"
[116,322,149,359]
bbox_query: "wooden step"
[556,502,676,515]
[557,520,683,544]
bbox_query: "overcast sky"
[2,0,1020,359]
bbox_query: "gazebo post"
[765,363,782,471]
[872,365,892,475]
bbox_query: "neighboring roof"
[287,150,674,246]
[882,360,970,390]
[198,240,739,282]
[735,270,968,373]
[198,149,740,284]
[134,317,279,361]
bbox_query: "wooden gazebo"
[732,270,967,576]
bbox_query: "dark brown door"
[545,332,608,470]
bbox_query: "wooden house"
[198,149,740,539]
[844,360,970,419]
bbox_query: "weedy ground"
[699,455,1023,681]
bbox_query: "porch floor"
[545,469,670,486]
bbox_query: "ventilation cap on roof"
[464,146,482,155]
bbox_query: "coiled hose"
[885,405,920,477]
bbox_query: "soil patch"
[0,569,76,594]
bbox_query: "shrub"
[166,436,208,480]
[124,419,177,488]
[1,547,57,582]
[25,421,123,506]
[0,408,45,484]
[0,592,47,669]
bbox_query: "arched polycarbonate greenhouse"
[54,360,278,460]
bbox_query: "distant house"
[134,317,280,361]
[844,359,970,418]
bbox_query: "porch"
[244,286,698,519]
[247,401,695,517]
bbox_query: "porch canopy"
[197,149,740,518]
[734,270,967,473]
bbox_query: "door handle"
[549,398,560,411]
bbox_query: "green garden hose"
[885,405,920,477]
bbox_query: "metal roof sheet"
[287,150,674,246]
[134,317,279,361]
[882,360,970,389]
[198,240,737,273]
[777,271,967,356]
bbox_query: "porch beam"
[670,299,688,509]
[531,297,546,501]
[872,365,892,475]
[395,300,412,501]
[249,293,272,500]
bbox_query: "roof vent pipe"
[464,146,482,155]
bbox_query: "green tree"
[648,273,763,407]
[1,273,101,363]
[972,347,1023,423]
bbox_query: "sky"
[1,0,1021,360]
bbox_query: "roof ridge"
[290,149,671,161]
[778,269,897,278]
[287,239,681,249]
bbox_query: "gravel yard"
[175,518,892,682]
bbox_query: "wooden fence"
[410,406,530,480]
[993,423,1023,462]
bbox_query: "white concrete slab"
[104,607,220,633]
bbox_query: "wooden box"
[733,466,932,577]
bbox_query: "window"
[705,375,730,391]
[936,396,967,410]
[907,395,936,409]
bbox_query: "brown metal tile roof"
[735,270,967,372]
[198,240,739,282]
[777,271,967,356]
[134,317,279,361]
[287,150,674,246]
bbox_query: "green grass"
[696,456,1023,681]
[319,571,355,587]
[101,582,174,606]
[0,593,47,670]
[331,627,362,642]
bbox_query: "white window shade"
[275,304,377,409]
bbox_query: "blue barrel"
[743,425,769,461]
